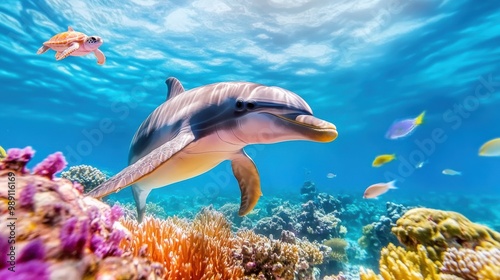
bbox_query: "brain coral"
[392,207,500,261]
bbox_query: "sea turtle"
[37,26,106,65]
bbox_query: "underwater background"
[1,0,500,279]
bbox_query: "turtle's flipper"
[37,45,49,55]
[94,49,106,65]
[56,42,80,60]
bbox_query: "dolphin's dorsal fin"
[165,77,185,100]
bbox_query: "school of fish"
[363,112,499,199]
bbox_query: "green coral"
[358,224,375,249]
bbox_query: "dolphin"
[88,77,338,222]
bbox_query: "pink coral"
[0,146,35,173]
[33,152,67,179]
[0,148,164,279]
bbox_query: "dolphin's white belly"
[134,132,242,189]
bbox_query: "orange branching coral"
[441,247,500,280]
[120,208,244,279]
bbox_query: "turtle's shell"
[43,31,86,47]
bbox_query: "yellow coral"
[478,262,500,279]
[298,238,324,266]
[324,238,348,263]
[120,208,244,279]
[441,247,500,280]
[392,208,500,262]
[359,243,441,280]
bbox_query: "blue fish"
[385,111,425,139]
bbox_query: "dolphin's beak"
[269,113,338,142]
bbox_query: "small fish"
[442,169,461,176]
[479,138,500,157]
[385,111,425,140]
[326,173,337,179]
[363,180,397,199]
[372,154,396,167]
[415,160,428,169]
[0,146,6,159]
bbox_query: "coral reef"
[120,207,244,279]
[60,164,108,193]
[298,200,345,241]
[359,243,440,280]
[392,208,500,261]
[358,202,415,266]
[316,193,342,214]
[120,206,326,280]
[0,147,163,279]
[300,181,316,202]
[254,196,346,243]
[360,207,500,280]
[324,238,348,263]
[254,215,289,238]
[236,228,325,280]
[441,247,500,280]
[323,272,347,280]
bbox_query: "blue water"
[1,0,499,212]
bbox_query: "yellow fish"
[0,146,6,159]
[479,138,500,157]
[372,154,396,167]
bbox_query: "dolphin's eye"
[246,101,255,110]
[235,99,244,111]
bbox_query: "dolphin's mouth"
[268,113,338,142]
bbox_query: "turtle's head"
[84,36,103,50]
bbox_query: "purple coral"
[17,238,46,262]
[87,205,126,258]
[0,146,35,173]
[0,238,49,280]
[19,183,36,209]
[60,217,89,257]
[105,204,124,229]
[33,152,67,179]
[91,229,125,258]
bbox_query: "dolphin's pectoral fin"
[87,130,195,199]
[231,150,262,216]
[132,185,151,223]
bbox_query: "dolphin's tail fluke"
[132,185,150,223]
